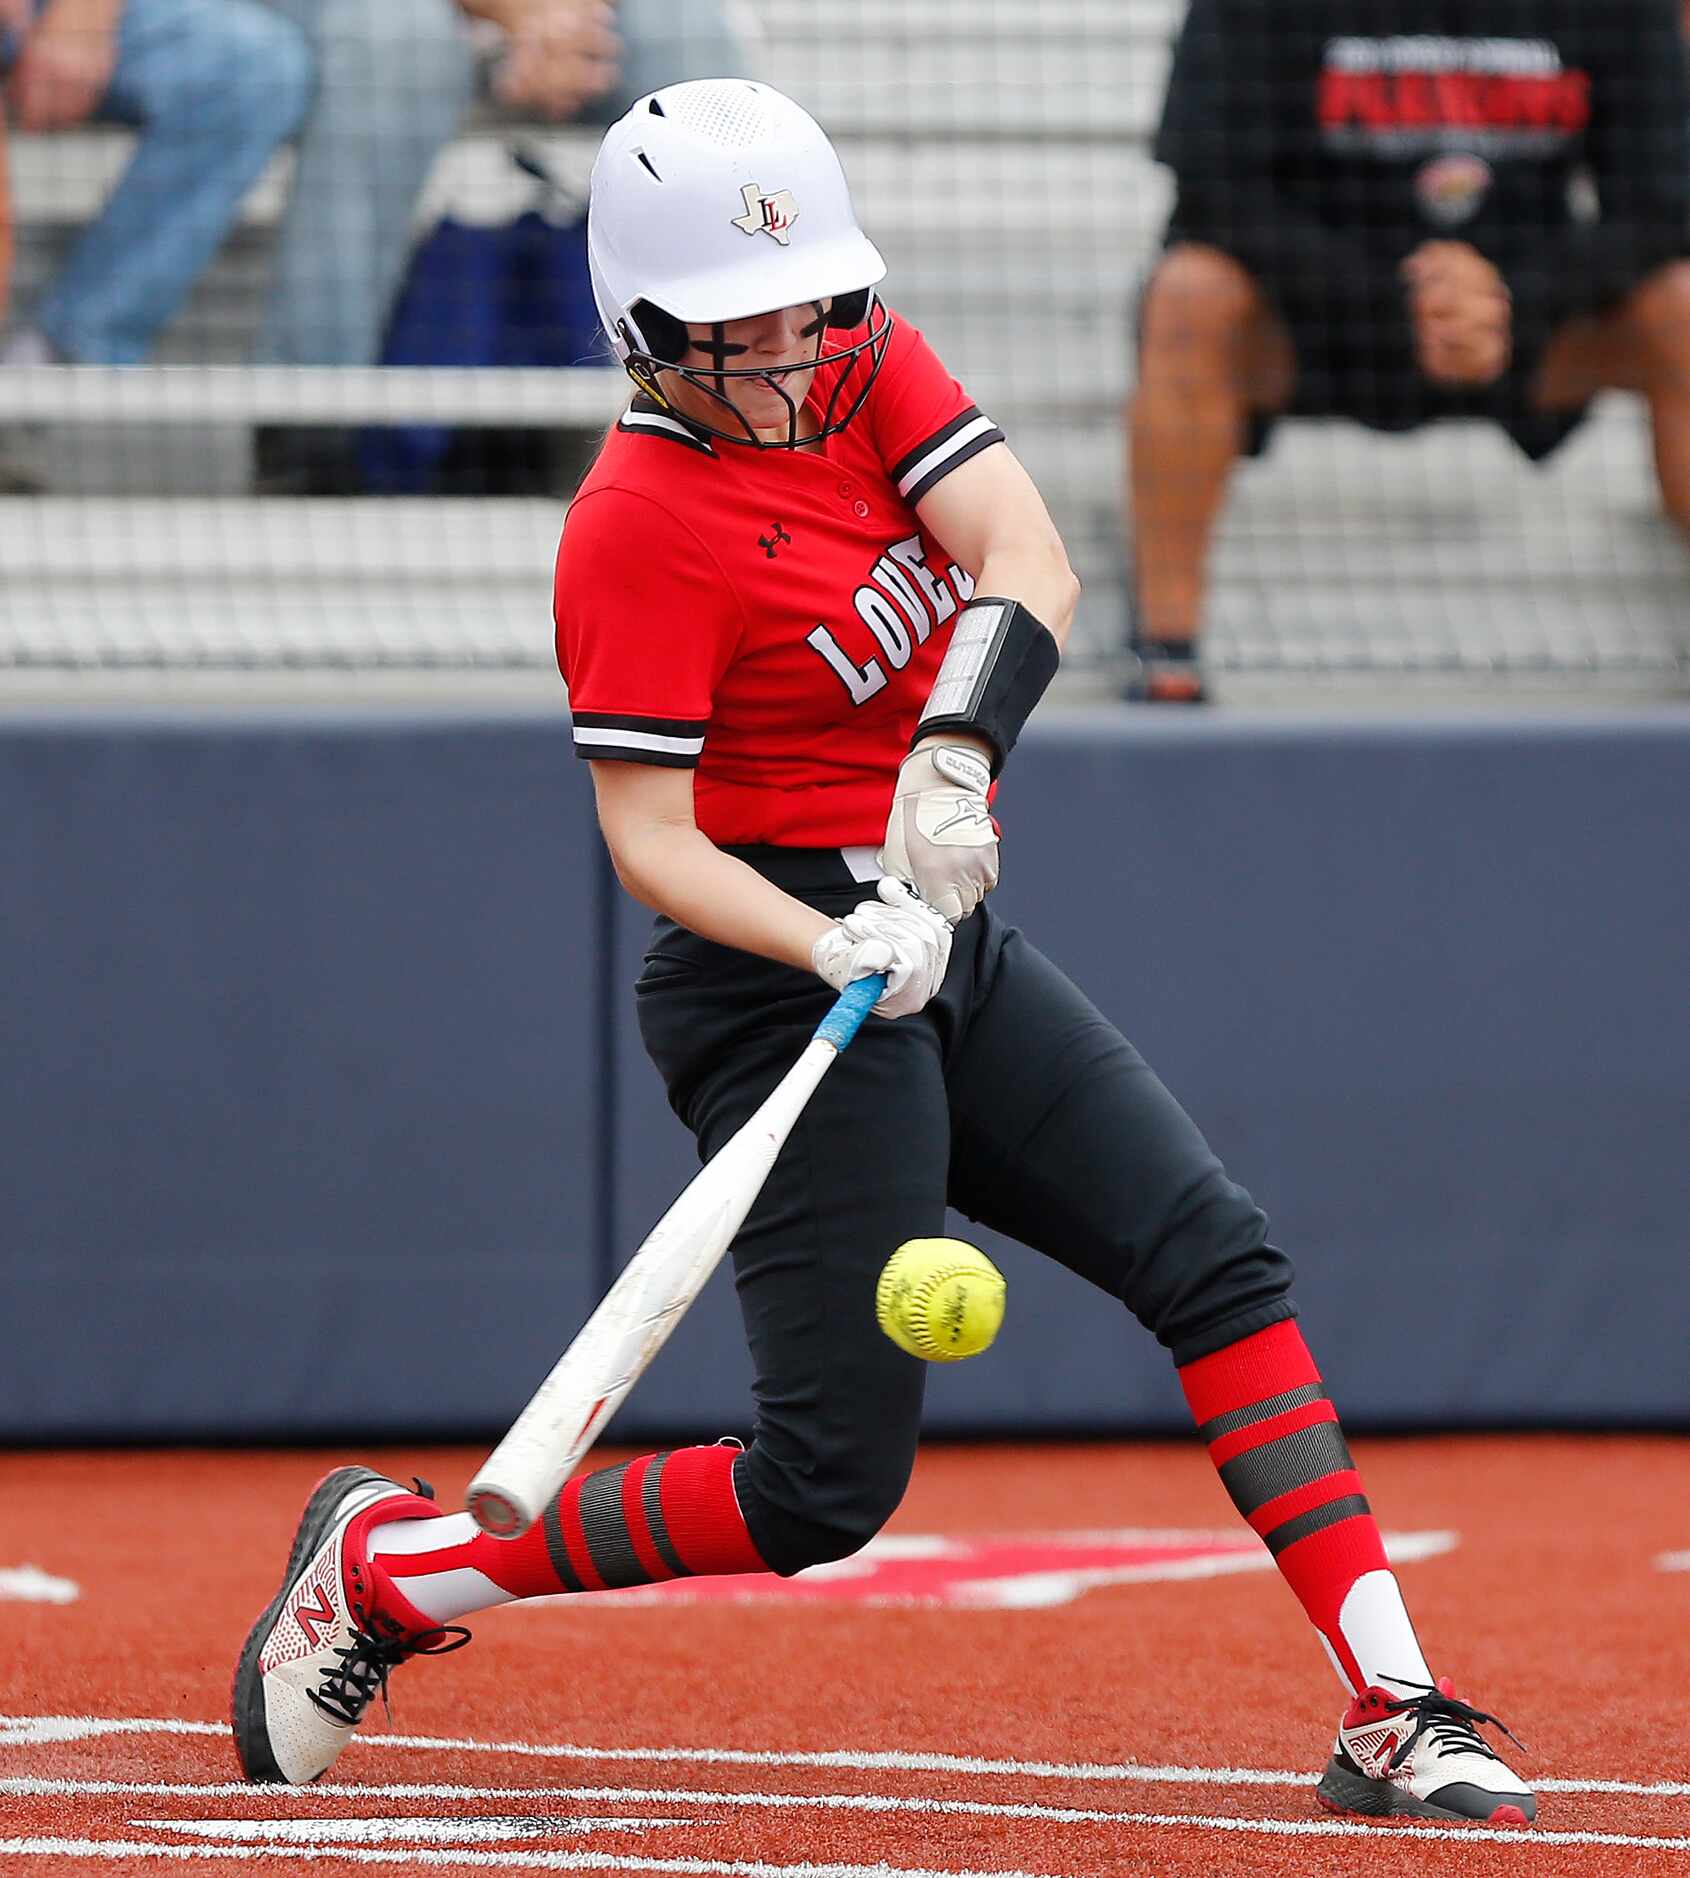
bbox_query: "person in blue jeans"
[0,0,312,366]
[249,0,751,492]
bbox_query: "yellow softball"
[875,1237,1006,1362]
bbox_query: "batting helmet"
[587,79,891,446]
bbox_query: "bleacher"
[2,0,1686,684]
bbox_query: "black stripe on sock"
[641,1453,692,1579]
[1262,1492,1373,1557]
[1217,1418,1355,1520]
[1197,1381,1328,1446]
[542,1496,586,1594]
[577,1460,649,1589]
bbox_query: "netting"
[2,0,1687,682]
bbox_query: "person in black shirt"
[1126,0,1690,700]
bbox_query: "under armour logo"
[759,522,792,559]
[732,182,799,244]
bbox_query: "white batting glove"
[877,742,998,925]
[811,876,953,1019]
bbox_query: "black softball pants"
[635,846,1297,1577]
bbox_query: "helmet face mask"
[622,291,893,450]
[588,79,890,450]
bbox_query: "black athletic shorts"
[1146,236,1591,464]
[633,845,1296,1571]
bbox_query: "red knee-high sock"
[367,1447,767,1625]
[1178,1321,1430,1695]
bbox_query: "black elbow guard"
[914,596,1061,776]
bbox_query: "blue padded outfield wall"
[3,709,1688,1440]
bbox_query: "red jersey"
[554,311,1004,848]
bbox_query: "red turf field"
[3,1436,1687,1876]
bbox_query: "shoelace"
[1376,1676,1527,1772]
[306,1621,471,1727]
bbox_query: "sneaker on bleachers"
[1123,634,1208,705]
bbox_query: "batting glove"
[811,876,953,1019]
[877,742,998,925]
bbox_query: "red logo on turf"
[534,1529,1453,1611]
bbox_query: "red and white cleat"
[231,1465,469,1784]
[1316,1676,1536,1825]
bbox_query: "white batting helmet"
[586,78,891,445]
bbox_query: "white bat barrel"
[466,973,885,1536]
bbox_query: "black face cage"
[617,291,892,449]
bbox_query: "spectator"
[0,6,15,331]
[0,0,312,369]
[1125,0,1690,702]
[251,0,753,494]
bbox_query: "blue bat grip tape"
[814,972,886,1050]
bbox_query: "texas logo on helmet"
[531,1528,1455,1610]
[732,182,799,244]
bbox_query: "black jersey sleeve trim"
[891,407,985,485]
[575,744,699,768]
[891,406,1006,504]
[571,709,707,766]
[617,397,718,457]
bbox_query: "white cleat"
[231,1465,468,1784]
[1316,1675,1535,1825]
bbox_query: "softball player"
[233,78,1533,1828]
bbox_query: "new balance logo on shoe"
[294,1586,336,1648]
[1344,1719,1404,1774]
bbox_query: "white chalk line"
[2,1713,1686,1800]
[0,1565,80,1604]
[0,1774,1390,1827]
[7,1814,1690,1867]
[3,1777,1690,1847]
[140,1818,692,1844]
[0,1847,1062,1878]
